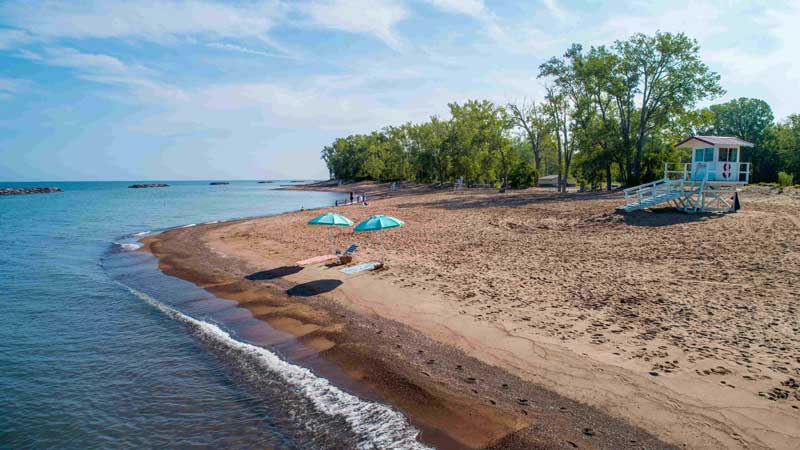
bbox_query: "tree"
[708,98,774,182]
[543,85,570,192]
[615,32,724,184]
[408,117,450,183]
[763,114,800,183]
[540,44,623,190]
[507,99,547,172]
[586,44,638,184]
[448,100,510,185]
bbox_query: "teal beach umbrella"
[308,212,354,227]
[354,215,405,263]
[308,212,354,253]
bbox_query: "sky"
[1,0,798,181]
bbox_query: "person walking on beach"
[349,191,354,204]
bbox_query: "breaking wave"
[112,242,143,252]
[120,284,429,450]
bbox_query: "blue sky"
[1,0,798,181]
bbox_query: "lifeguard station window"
[718,148,737,162]
[695,148,714,162]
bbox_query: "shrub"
[777,171,793,187]
[508,162,538,189]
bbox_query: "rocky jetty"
[209,182,230,185]
[0,187,63,196]
[129,184,169,189]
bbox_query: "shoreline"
[142,183,799,449]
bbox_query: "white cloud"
[28,47,128,74]
[541,0,567,21]
[593,2,726,43]
[301,0,409,50]
[423,0,552,55]
[702,4,800,119]
[0,78,31,99]
[206,42,295,59]
[130,74,427,137]
[0,28,32,49]
[1,0,286,43]
[15,47,189,104]
[426,0,486,16]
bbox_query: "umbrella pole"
[329,227,335,255]
[380,231,385,264]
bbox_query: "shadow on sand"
[246,266,303,280]
[287,279,343,297]
[622,207,727,227]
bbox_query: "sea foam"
[114,242,143,251]
[121,284,430,450]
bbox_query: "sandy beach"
[143,183,800,449]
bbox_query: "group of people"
[335,191,368,207]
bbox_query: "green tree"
[507,99,548,172]
[763,114,800,183]
[708,98,775,182]
[448,100,510,185]
[543,85,571,192]
[615,32,724,184]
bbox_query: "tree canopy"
[320,32,798,189]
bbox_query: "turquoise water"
[0,181,426,449]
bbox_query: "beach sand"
[143,183,799,449]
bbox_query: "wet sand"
[144,182,799,449]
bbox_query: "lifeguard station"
[619,136,753,213]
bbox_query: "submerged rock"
[128,184,169,189]
[0,187,63,195]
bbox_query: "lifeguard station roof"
[675,135,754,148]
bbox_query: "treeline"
[321,32,800,189]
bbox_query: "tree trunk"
[606,164,612,191]
[555,129,563,192]
[633,131,645,185]
[529,134,541,172]
[561,123,570,193]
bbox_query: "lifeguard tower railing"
[663,162,750,184]
[620,161,750,213]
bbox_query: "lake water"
[0,181,427,449]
